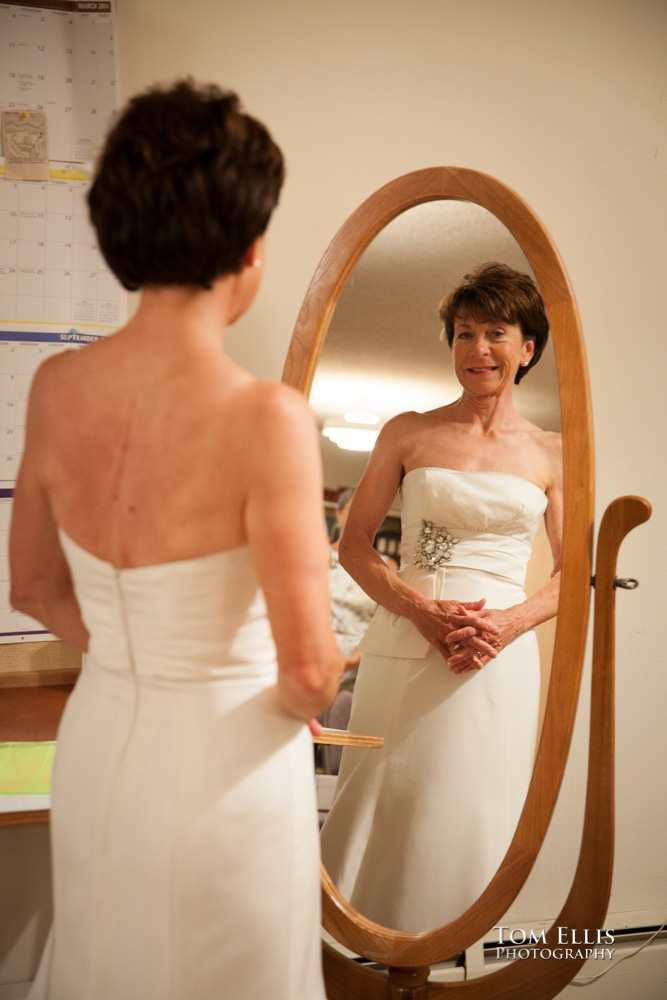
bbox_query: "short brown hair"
[439,262,549,383]
[88,79,285,290]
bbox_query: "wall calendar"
[0,0,124,641]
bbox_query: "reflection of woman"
[320,263,562,931]
[11,82,341,1000]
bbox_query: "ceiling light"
[343,411,380,425]
[322,418,381,452]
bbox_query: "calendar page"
[0,0,123,642]
[0,175,125,325]
[0,0,117,165]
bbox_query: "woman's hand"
[309,717,324,737]
[445,605,526,674]
[343,650,362,672]
[410,598,500,664]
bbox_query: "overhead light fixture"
[343,411,380,426]
[322,413,382,451]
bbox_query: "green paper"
[0,742,56,795]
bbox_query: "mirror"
[283,167,594,966]
[310,199,561,930]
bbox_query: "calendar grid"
[0,0,123,641]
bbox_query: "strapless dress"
[29,530,325,1000]
[321,468,548,932]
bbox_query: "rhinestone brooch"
[414,519,459,570]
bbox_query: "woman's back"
[32,300,268,567]
[12,80,340,1000]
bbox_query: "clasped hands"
[415,598,514,675]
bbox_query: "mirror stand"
[283,168,651,998]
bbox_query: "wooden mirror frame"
[282,168,595,962]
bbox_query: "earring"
[252,259,262,269]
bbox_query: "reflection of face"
[452,314,534,393]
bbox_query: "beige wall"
[121,0,665,942]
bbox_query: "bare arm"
[9,363,89,651]
[244,384,342,724]
[339,416,498,663]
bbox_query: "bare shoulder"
[233,379,319,475]
[378,409,431,444]
[29,336,119,400]
[235,378,315,434]
[390,406,455,428]
[355,411,422,490]
[24,348,79,416]
[373,407,454,469]
[385,409,423,427]
[32,347,78,383]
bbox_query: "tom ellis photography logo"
[494,926,615,961]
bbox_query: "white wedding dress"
[320,468,547,932]
[29,530,325,1000]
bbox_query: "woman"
[320,262,562,932]
[10,81,341,1000]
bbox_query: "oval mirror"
[313,198,560,931]
[282,168,594,965]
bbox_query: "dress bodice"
[59,529,276,685]
[43,531,322,1000]
[400,467,547,580]
[359,468,548,659]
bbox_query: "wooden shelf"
[313,728,383,749]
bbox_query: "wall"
[5,0,663,993]
[116,0,666,940]
[120,0,665,903]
